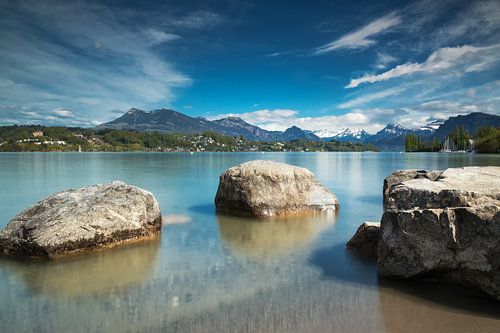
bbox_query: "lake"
[0,152,499,333]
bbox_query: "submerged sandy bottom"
[0,152,499,332]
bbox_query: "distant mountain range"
[99,108,321,142]
[98,109,499,151]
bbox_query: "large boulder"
[215,160,339,218]
[0,181,162,258]
[378,166,500,300]
[346,222,380,258]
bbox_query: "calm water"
[0,152,499,333]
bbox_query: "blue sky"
[0,0,499,133]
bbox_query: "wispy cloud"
[0,1,193,126]
[314,13,401,54]
[169,10,223,29]
[143,29,181,45]
[374,52,398,70]
[347,44,500,88]
[338,87,405,109]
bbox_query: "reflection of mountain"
[217,214,336,261]
[0,238,160,298]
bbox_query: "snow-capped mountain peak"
[379,123,410,135]
[313,128,369,142]
[313,129,338,138]
[333,128,368,139]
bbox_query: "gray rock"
[346,222,380,258]
[378,166,500,300]
[215,160,339,218]
[383,169,442,210]
[0,181,162,258]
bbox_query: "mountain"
[282,126,320,141]
[365,113,499,151]
[365,124,411,151]
[365,124,435,151]
[313,129,338,138]
[100,108,213,133]
[371,123,412,139]
[434,112,500,140]
[315,128,370,142]
[98,108,311,142]
[419,119,445,132]
[210,116,282,141]
[99,109,500,150]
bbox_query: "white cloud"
[347,44,500,88]
[338,87,405,109]
[397,100,483,129]
[143,29,180,45]
[211,109,299,131]
[53,108,75,118]
[211,108,398,134]
[314,13,401,54]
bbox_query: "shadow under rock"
[378,277,500,320]
[308,243,378,286]
[310,242,500,320]
[187,203,216,216]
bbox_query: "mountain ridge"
[98,109,499,150]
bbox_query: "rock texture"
[0,181,162,258]
[378,166,500,300]
[382,169,442,209]
[346,222,380,258]
[215,160,339,218]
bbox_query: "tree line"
[0,125,379,152]
[405,126,499,153]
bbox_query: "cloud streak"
[347,44,500,88]
[338,87,405,109]
[0,1,192,126]
[314,13,401,54]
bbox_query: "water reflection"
[217,213,337,261]
[162,214,192,225]
[0,238,160,298]
[0,153,499,333]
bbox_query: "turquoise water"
[0,152,499,333]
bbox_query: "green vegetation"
[446,125,471,151]
[404,125,499,153]
[0,126,379,152]
[474,127,500,153]
[276,139,379,152]
[404,134,442,152]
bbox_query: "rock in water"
[0,181,162,258]
[346,222,380,258]
[215,160,339,218]
[378,166,500,300]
